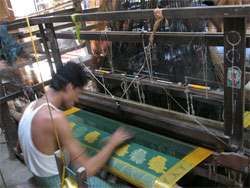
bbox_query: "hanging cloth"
[0,25,25,66]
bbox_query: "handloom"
[2,2,250,188]
[65,107,213,188]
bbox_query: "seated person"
[17,62,131,187]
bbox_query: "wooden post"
[76,167,88,188]
[73,0,92,55]
[0,77,17,159]
[38,24,55,77]
[73,0,82,13]
[54,150,88,187]
[45,23,63,71]
[224,18,246,147]
[54,150,68,180]
[0,0,15,21]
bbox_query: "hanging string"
[140,84,146,103]
[199,31,209,99]
[100,29,114,73]
[78,8,164,100]
[80,60,114,98]
[185,87,191,114]
[133,80,142,103]
[26,17,66,188]
[190,94,195,115]
[120,8,164,99]
[163,87,230,147]
[119,33,147,99]
[101,75,107,96]
[121,76,129,100]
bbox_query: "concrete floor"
[0,131,32,188]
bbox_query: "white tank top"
[18,101,60,177]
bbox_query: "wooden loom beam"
[6,7,98,31]
[28,5,250,25]
[42,31,250,47]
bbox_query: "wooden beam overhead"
[29,5,250,25]
[6,7,98,31]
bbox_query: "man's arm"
[76,127,131,177]
[55,113,131,178]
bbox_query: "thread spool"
[188,84,211,90]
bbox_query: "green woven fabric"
[33,173,126,188]
[33,174,61,188]
[88,177,129,188]
[67,110,198,188]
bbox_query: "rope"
[80,60,115,98]
[148,8,164,47]
[147,8,164,81]
[120,32,148,99]
[26,17,66,188]
[163,87,230,147]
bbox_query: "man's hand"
[108,127,132,148]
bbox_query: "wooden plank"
[59,43,86,55]
[29,5,250,24]
[22,39,42,48]
[38,24,55,77]
[6,7,98,31]
[223,18,246,148]
[6,9,74,31]
[16,23,75,40]
[48,31,250,47]
[78,93,230,150]
[0,61,35,74]
[73,0,82,13]
[192,167,241,186]
[45,23,63,71]
[0,80,50,105]
[0,0,15,21]
[6,8,74,25]
[0,78,17,159]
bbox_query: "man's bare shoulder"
[41,109,68,125]
[51,110,66,119]
[33,107,68,129]
[52,110,71,129]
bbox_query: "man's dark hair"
[50,62,88,91]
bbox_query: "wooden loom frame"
[1,2,250,186]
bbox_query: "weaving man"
[18,62,131,187]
